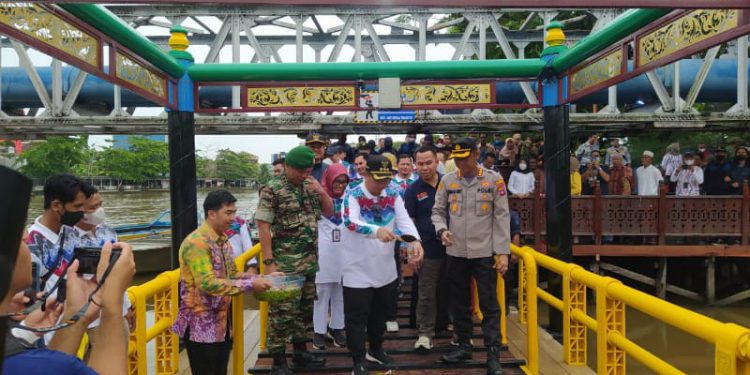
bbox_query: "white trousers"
[313,282,345,334]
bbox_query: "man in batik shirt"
[172,190,272,375]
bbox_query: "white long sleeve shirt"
[671,167,703,196]
[342,183,420,288]
[508,171,535,196]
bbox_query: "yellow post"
[714,323,750,374]
[497,274,507,346]
[518,247,539,375]
[595,277,626,375]
[168,271,180,373]
[517,255,527,325]
[134,286,148,375]
[127,289,137,375]
[232,293,245,375]
[563,265,587,365]
[154,273,178,374]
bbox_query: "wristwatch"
[263,258,276,266]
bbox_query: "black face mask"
[61,210,84,226]
[737,155,748,162]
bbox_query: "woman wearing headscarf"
[508,158,535,198]
[499,137,518,164]
[312,164,350,350]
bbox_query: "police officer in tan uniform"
[431,137,510,375]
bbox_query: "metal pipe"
[59,4,184,78]
[551,8,671,73]
[188,59,545,81]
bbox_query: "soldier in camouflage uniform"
[256,146,334,375]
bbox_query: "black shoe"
[292,350,327,367]
[441,343,473,363]
[329,328,347,348]
[486,346,504,375]
[270,353,292,375]
[352,361,368,375]
[365,349,394,366]
[313,333,327,350]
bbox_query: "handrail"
[124,243,262,375]
[511,243,750,375]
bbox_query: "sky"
[4,13,477,163]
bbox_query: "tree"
[256,164,273,185]
[215,149,259,181]
[18,136,88,178]
[95,136,168,189]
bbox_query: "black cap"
[366,155,395,181]
[450,137,477,159]
[305,133,328,145]
[683,150,695,157]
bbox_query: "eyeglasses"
[332,179,348,186]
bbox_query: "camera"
[74,246,122,275]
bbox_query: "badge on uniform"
[417,192,429,201]
[495,178,507,196]
[332,229,341,242]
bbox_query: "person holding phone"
[671,151,704,197]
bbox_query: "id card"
[332,229,341,242]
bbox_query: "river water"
[26,190,750,373]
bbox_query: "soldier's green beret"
[285,146,315,169]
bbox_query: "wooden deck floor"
[177,285,594,374]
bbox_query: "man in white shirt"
[342,155,424,375]
[636,150,663,196]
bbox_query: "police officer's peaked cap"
[366,155,395,181]
[305,133,329,146]
[450,137,477,159]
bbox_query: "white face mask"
[519,163,528,171]
[685,159,695,166]
[83,207,106,226]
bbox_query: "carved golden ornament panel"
[638,9,739,67]
[400,83,492,106]
[0,3,98,66]
[115,52,167,101]
[570,49,622,95]
[246,86,355,108]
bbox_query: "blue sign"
[378,110,416,122]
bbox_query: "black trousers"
[344,280,397,363]
[447,255,500,347]
[184,327,233,375]
[386,242,402,322]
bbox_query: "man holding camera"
[172,190,273,375]
[1,165,135,375]
[256,146,334,375]
[581,149,610,195]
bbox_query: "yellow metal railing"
[124,243,262,375]
[512,244,750,375]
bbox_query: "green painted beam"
[188,59,546,82]
[551,8,672,73]
[59,4,184,78]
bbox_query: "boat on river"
[114,210,171,241]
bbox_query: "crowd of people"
[252,133,512,375]
[7,130,740,375]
